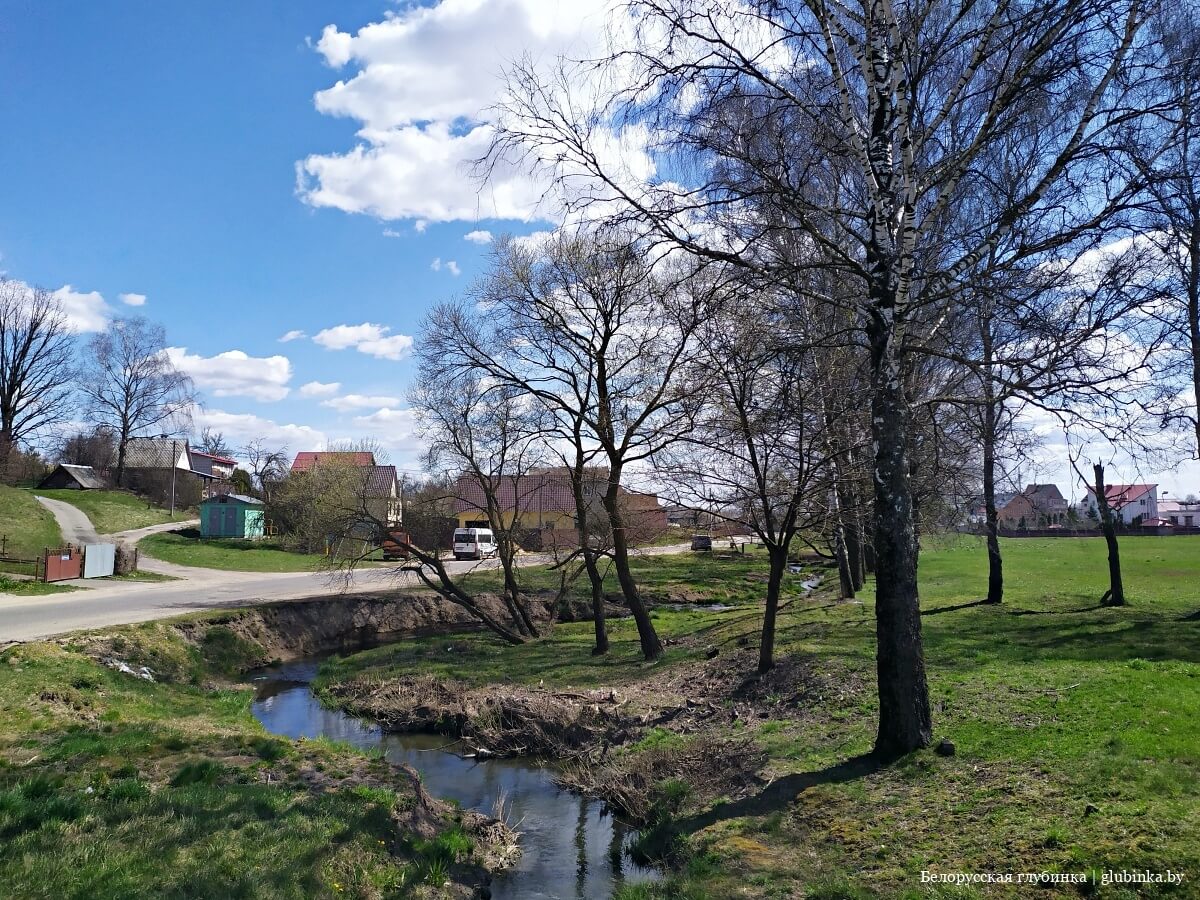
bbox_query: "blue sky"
[0,0,589,470]
[2,0,1193,498]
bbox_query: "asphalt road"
[2,501,696,642]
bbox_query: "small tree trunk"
[833,526,855,599]
[601,478,662,660]
[1093,463,1126,607]
[982,396,1003,605]
[759,543,788,673]
[583,548,609,655]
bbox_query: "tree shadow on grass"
[1006,604,1106,616]
[678,753,882,832]
[922,599,990,616]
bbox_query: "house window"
[1139,498,1145,505]
[1188,516,1194,527]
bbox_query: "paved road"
[2,497,697,642]
[34,495,100,546]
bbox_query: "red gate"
[43,546,82,582]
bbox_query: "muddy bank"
[322,646,835,826]
[62,590,625,685]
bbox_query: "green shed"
[199,494,265,539]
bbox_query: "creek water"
[249,658,660,900]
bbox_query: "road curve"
[34,495,101,546]
[2,501,698,642]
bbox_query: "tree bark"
[868,316,933,758]
[570,467,609,655]
[1093,463,1126,607]
[982,397,1004,605]
[601,475,662,660]
[759,543,789,673]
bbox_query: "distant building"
[452,467,667,547]
[1158,497,1200,527]
[1080,483,1158,525]
[997,484,1068,528]
[199,494,265,539]
[288,451,401,526]
[38,464,106,491]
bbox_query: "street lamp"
[157,434,178,517]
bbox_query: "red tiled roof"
[452,468,661,516]
[1091,483,1156,509]
[291,451,376,472]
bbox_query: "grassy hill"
[0,484,62,560]
[34,489,190,534]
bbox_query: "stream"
[249,658,661,900]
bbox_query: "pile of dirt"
[326,674,637,758]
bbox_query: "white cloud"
[194,408,325,454]
[464,230,493,244]
[278,329,307,342]
[430,257,461,276]
[382,228,402,238]
[299,380,341,397]
[296,0,640,226]
[353,407,417,428]
[52,284,111,333]
[166,347,293,402]
[311,322,414,360]
[119,292,147,307]
[321,393,403,411]
[414,219,428,233]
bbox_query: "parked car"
[691,534,713,551]
[453,527,499,560]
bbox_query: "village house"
[1080,483,1159,525]
[997,484,1069,529]
[452,466,668,548]
[1157,496,1200,528]
[289,451,401,526]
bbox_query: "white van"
[453,527,498,560]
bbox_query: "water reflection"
[249,659,658,900]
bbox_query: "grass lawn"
[0,575,78,597]
[140,529,324,572]
[0,484,62,561]
[35,489,190,534]
[321,535,1200,899]
[0,622,488,898]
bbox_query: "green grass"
[320,535,1200,899]
[0,484,62,560]
[0,621,482,898]
[140,529,323,572]
[0,575,78,596]
[35,489,190,534]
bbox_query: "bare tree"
[1092,462,1127,606]
[196,427,232,458]
[241,439,290,501]
[660,295,828,671]
[401,360,555,644]
[421,231,716,660]
[1137,5,1200,452]
[492,0,1152,756]
[0,280,75,479]
[77,317,194,487]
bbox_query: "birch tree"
[492,0,1151,756]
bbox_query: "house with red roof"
[1080,482,1158,525]
[453,466,667,548]
[289,451,401,526]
